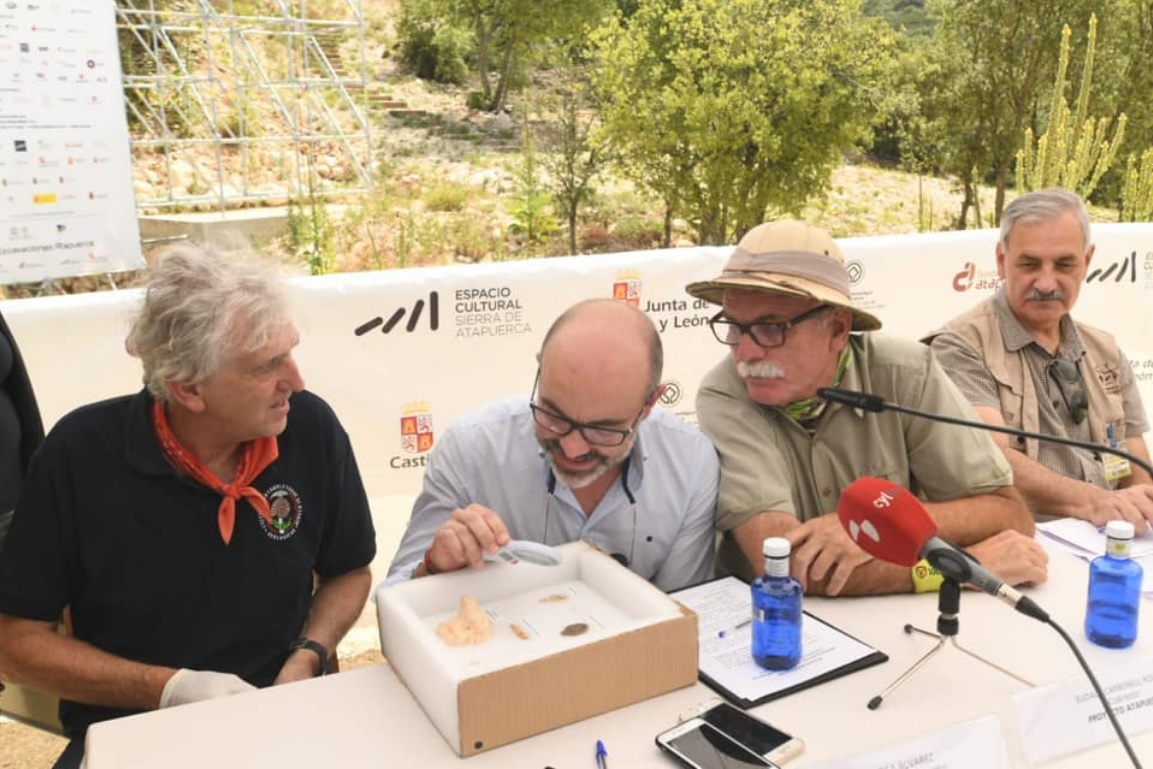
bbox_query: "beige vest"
[927,297,1126,459]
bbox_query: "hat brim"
[685,276,883,332]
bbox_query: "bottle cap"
[1105,520,1136,541]
[762,537,790,558]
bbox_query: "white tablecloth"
[84,547,1153,768]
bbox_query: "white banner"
[0,0,143,283]
[4,225,1153,535]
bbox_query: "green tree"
[864,0,934,38]
[863,31,943,171]
[590,0,895,244]
[394,0,473,84]
[921,0,1107,226]
[398,0,611,112]
[509,111,559,246]
[540,70,603,255]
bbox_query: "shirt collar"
[124,389,178,477]
[824,336,867,420]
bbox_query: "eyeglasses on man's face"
[529,371,651,447]
[709,304,831,349]
[1048,358,1088,425]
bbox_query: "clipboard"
[670,576,888,708]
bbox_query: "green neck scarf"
[782,344,854,424]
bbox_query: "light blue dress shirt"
[383,397,718,592]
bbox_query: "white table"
[84,549,1153,768]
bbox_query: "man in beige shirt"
[687,220,1046,596]
[928,188,1153,530]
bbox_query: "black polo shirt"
[0,311,44,522]
[0,388,375,736]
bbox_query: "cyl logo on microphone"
[872,490,895,508]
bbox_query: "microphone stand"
[867,577,1032,710]
[820,387,1147,767]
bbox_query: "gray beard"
[541,432,636,490]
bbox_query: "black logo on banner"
[1086,252,1137,284]
[355,292,440,335]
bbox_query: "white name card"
[1014,656,1153,765]
[809,716,1009,769]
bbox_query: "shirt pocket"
[866,464,908,487]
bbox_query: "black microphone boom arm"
[817,387,1153,479]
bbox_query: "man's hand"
[964,530,1049,587]
[1084,485,1153,535]
[785,513,873,596]
[425,504,512,573]
[158,669,255,708]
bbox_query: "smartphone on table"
[656,719,778,769]
[655,702,803,769]
[699,702,804,764]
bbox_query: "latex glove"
[159,668,256,709]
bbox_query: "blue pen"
[596,739,608,769]
[1107,423,1117,447]
[717,617,752,639]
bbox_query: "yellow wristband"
[911,559,944,593]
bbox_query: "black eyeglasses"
[1049,358,1088,425]
[529,371,651,447]
[709,304,831,348]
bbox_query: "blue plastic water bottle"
[751,537,803,670]
[1085,520,1142,649]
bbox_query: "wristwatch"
[288,637,329,676]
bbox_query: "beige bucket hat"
[685,219,882,331]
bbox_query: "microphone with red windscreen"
[837,476,1048,622]
[836,477,937,567]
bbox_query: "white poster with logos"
[0,0,143,284]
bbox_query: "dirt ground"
[0,647,386,768]
[0,712,63,769]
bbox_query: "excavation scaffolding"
[116,0,375,210]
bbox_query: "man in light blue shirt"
[384,298,718,592]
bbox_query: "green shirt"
[696,334,1013,576]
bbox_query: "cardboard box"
[376,541,698,756]
[0,682,63,735]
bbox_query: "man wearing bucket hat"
[687,220,1046,596]
[927,189,1153,531]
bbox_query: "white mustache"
[1025,288,1066,301]
[737,360,785,379]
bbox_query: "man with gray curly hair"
[0,242,375,769]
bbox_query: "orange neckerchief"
[151,399,279,544]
